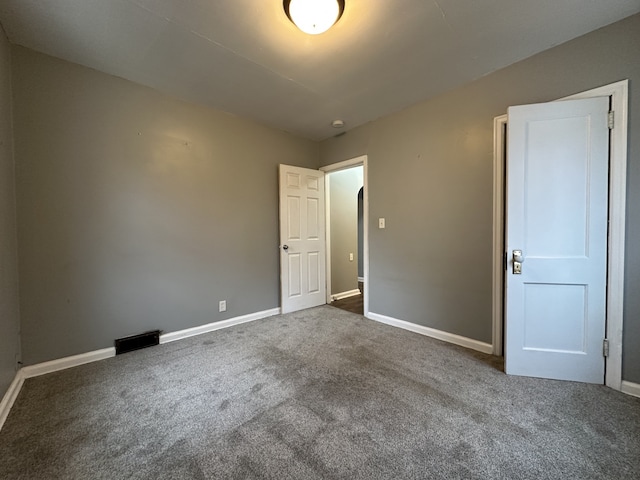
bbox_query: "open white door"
[279,164,326,313]
[505,97,609,383]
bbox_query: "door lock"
[512,250,524,274]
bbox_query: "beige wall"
[12,47,319,365]
[0,26,20,397]
[329,167,363,296]
[320,13,640,383]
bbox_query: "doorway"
[321,155,369,317]
[492,80,628,390]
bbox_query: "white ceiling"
[0,0,639,140]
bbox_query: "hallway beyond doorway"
[330,292,363,315]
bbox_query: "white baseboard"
[160,308,281,344]
[357,277,364,283]
[331,289,361,301]
[21,347,116,379]
[621,381,640,398]
[0,371,25,431]
[367,312,494,355]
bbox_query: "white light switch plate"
[379,218,386,229]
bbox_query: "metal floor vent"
[115,330,160,355]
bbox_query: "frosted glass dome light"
[284,0,345,35]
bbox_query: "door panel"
[279,165,326,313]
[505,97,609,383]
[523,283,586,352]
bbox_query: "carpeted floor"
[1,306,639,479]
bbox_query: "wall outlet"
[349,253,354,261]
[219,300,227,312]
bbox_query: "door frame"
[320,155,369,317]
[492,79,628,391]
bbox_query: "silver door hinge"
[608,111,615,130]
[603,339,610,357]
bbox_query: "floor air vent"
[115,330,160,355]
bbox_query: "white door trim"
[492,79,628,391]
[492,114,507,357]
[320,155,369,317]
[324,173,333,305]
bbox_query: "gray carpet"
[1,306,639,479]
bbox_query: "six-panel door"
[279,165,326,313]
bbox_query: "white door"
[505,97,609,383]
[279,164,326,313]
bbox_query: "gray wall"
[12,47,319,365]
[320,13,640,383]
[0,27,20,396]
[329,167,363,295]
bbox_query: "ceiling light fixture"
[283,0,345,35]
